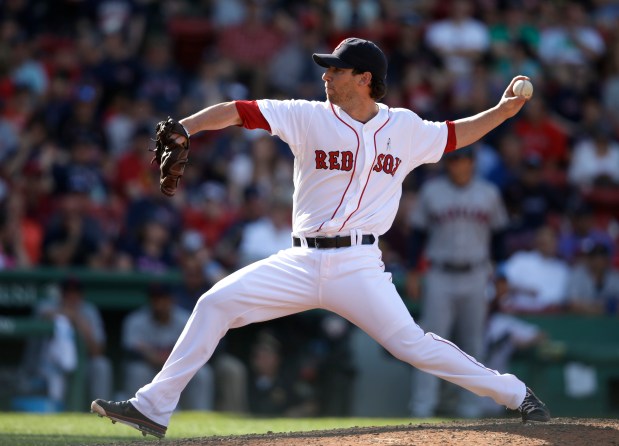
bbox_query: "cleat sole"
[90,401,165,439]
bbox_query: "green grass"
[0,412,434,446]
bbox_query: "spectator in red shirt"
[513,97,569,184]
[113,125,159,200]
[182,181,238,250]
[217,1,285,96]
[218,3,284,67]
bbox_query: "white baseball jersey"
[257,100,449,236]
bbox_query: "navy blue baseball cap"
[61,276,83,292]
[445,146,475,161]
[313,37,388,80]
[147,282,172,298]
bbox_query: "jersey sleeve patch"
[235,100,272,132]
[444,120,457,153]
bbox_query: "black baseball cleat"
[91,399,167,439]
[518,387,551,422]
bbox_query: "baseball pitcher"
[92,38,549,438]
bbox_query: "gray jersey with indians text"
[410,176,507,264]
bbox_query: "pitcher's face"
[322,67,360,105]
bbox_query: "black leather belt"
[431,261,485,273]
[293,234,375,249]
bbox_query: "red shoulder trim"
[234,100,271,132]
[444,120,457,153]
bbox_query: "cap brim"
[312,53,355,69]
[445,150,474,160]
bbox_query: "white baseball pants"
[130,242,526,426]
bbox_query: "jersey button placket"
[354,128,377,198]
[338,126,373,231]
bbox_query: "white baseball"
[513,79,533,99]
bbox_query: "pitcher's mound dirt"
[152,417,618,446]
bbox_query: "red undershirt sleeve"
[444,120,457,153]
[234,100,271,133]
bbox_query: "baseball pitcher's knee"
[380,325,427,365]
[192,293,235,335]
[195,290,229,314]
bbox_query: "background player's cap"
[147,282,172,298]
[60,276,83,292]
[313,37,388,80]
[444,147,475,161]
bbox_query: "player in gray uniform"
[409,148,508,418]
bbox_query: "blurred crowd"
[2,0,619,417]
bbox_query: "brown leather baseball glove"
[152,117,190,197]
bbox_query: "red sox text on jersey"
[314,149,402,176]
